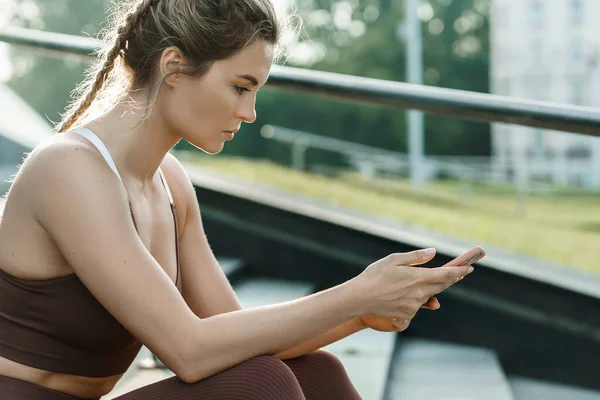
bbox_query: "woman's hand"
[358,297,440,332]
[350,248,473,332]
[358,314,399,332]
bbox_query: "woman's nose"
[237,98,257,123]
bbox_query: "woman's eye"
[234,86,250,95]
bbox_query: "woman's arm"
[161,155,366,361]
[27,141,368,384]
[274,318,366,360]
[160,154,243,319]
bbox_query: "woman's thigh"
[115,351,361,400]
[113,355,305,400]
[0,376,93,400]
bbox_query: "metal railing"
[1,26,600,137]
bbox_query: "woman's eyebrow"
[236,74,259,86]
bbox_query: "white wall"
[490,0,600,189]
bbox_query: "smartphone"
[441,246,486,267]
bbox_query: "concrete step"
[324,328,396,400]
[509,376,600,400]
[387,338,514,400]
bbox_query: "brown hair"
[57,0,291,133]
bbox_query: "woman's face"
[159,39,274,154]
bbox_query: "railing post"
[291,138,308,171]
[514,149,529,217]
[404,0,425,190]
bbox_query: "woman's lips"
[223,131,235,141]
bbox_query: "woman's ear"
[160,47,184,88]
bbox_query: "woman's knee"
[300,350,347,374]
[234,355,305,399]
[284,350,350,381]
[240,355,296,379]
[284,351,361,399]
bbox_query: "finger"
[428,265,474,284]
[423,267,474,296]
[421,297,435,309]
[421,296,440,310]
[392,318,411,331]
[388,248,436,267]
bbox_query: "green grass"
[181,153,600,275]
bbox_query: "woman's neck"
[85,95,181,183]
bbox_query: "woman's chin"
[200,146,224,156]
[186,139,224,156]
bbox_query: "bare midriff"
[0,355,124,398]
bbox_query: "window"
[570,37,582,60]
[530,0,544,28]
[528,73,548,100]
[570,0,583,24]
[495,4,509,29]
[534,129,545,158]
[531,39,542,63]
[494,77,511,96]
[570,77,585,105]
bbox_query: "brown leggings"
[0,350,362,399]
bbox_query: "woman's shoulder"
[21,133,106,176]
[11,133,127,208]
[160,152,188,182]
[160,152,194,202]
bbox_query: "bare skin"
[0,40,472,398]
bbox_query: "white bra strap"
[71,128,174,206]
[71,127,123,184]
[158,168,174,205]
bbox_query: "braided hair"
[57,0,157,132]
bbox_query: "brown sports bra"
[0,128,181,377]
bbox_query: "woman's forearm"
[179,279,366,382]
[273,317,366,360]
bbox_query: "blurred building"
[490,0,600,189]
[0,83,52,195]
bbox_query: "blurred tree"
[422,0,490,156]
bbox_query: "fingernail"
[468,266,474,273]
[424,248,436,256]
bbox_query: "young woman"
[0,0,473,398]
